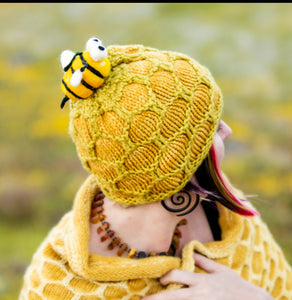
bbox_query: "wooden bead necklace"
[90,191,187,259]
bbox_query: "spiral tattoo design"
[161,190,200,216]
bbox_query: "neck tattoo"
[161,190,200,216]
[90,192,187,258]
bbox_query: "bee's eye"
[86,37,107,61]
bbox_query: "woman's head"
[63,37,257,216]
[66,39,222,205]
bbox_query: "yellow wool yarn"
[68,44,223,205]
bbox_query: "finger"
[159,268,203,286]
[193,252,228,273]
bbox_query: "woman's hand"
[141,253,273,300]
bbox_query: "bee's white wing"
[60,50,75,70]
[70,69,83,87]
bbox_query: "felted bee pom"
[60,37,111,108]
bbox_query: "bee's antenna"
[60,96,69,109]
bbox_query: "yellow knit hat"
[63,40,223,206]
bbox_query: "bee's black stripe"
[86,64,105,79]
[70,66,96,91]
[62,80,83,99]
[80,53,105,79]
[81,79,96,91]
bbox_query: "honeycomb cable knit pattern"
[69,45,223,206]
[19,175,292,300]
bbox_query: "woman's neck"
[88,191,215,258]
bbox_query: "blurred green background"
[0,3,291,299]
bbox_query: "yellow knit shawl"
[19,175,292,300]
